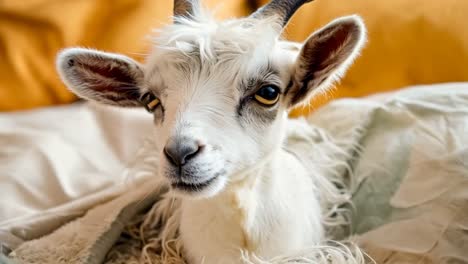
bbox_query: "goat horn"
[173,0,198,22]
[250,0,314,27]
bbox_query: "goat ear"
[285,15,366,107]
[56,48,145,107]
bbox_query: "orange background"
[1,0,467,114]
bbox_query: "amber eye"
[254,85,280,106]
[140,92,160,113]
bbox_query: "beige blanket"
[1,83,467,263]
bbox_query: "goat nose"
[163,140,202,166]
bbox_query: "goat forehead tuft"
[143,9,294,99]
[152,10,280,64]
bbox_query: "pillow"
[0,0,250,111]
[255,0,468,116]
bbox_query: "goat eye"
[254,85,280,106]
[140,92,160,113]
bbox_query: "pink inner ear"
[59,48,144,107]
[76,62,138,92]
[287,19,363,107]
[302,21,360,77]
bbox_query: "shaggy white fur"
[56,0,367,262]
[104,120,371,264]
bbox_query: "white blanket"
[1,83,467,263]
[0,103,153,221]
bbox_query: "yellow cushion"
[0,0,250,111]
[257,0,468,116]
[4,1,467,112]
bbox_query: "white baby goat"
[57,0,366,262]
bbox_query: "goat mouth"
[171,177,216,192]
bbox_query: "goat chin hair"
[105,123,372,264]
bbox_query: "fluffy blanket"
[1,83,467,263]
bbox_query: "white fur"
[56,5,366,263]
[178,149,323,263]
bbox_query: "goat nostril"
[185,145,203,162]
[163,143,204,167]
[164,146,178,166]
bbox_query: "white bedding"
[0,103,154,223]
